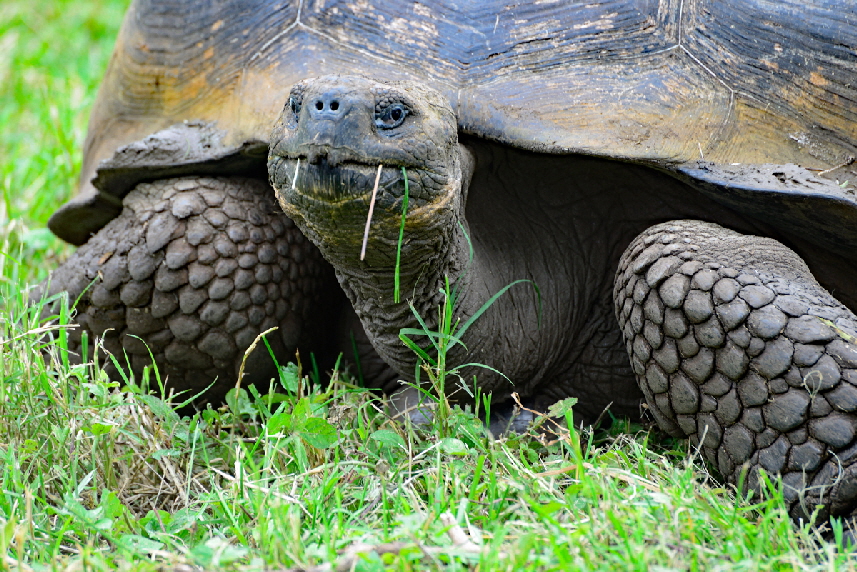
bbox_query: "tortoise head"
[268,76,468,267]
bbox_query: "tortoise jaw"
[297,156,378,202]
[270,154,407,204]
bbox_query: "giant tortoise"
[46,0,857,522]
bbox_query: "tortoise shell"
[51,0,857,256]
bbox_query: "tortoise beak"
[305,145,356,167]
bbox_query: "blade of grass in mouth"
[359,164,384,261]
[291,157,301,189]
[394,167,409,303]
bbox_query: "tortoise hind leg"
[46,176,343,402]
[614,219,857,523]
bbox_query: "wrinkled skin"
[270,75,857,523]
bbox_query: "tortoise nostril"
[310,95,347,118]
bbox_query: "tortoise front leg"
[45,176,342,402]
[614,219,857,522]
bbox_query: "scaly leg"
[46,176,342,402]
[615,220,857,522]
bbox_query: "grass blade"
[455,279,539,343]
[394,166,410,303]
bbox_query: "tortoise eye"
[375,103,408,129]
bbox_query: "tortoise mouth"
[270,153,426,208]
[299,158,396,202]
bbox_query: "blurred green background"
[1,0,129,278]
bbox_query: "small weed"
[399,274,538,436]
[396,218,539,436]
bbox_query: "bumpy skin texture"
[47,176,338,401]
[615,220,857,521]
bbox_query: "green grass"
[2,0,856,569]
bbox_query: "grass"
[393,167,410,304]
[2,0,856,569]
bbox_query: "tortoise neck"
[331,155,476,378]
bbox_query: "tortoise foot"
[615,219,857,521]
[45,176,340,402]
